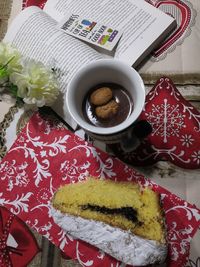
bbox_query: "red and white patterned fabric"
[22,0,46,9]
[0,206,40,267]
[148,0,196,60]
[110,77,200,169]
[0,112,200,267]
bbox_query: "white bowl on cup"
[66,59,145,144]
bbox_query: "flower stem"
[0,56,15,70]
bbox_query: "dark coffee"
[82,83,133,128]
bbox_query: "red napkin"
[0,206,40,267]
[110,77,200,169]
[0,112,200,267]
[22,0,46,9]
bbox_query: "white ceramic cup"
[66,59,146,148]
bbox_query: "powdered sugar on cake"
[51,207,167,266]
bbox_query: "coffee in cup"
[83,82,133,128]
[66,59,147,151]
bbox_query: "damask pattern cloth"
[0,112,200,267]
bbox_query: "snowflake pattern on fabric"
[180,135,195,148]
[110,77,200,169]
[146,99,186,143]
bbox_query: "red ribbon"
[0,213,26,267]
[0,207,40,267]
[0,213,14,267]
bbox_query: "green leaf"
[0,56,15,69]
[0,67,8,78]
[16,97,24,106]
[9,84,18,97]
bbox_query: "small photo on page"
[58,13,123,52]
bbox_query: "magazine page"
[4,6,103,128]
[44,0,176,67]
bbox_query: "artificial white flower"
[0,42,59,108]
[10,59,59,108]
[0,42,22,74]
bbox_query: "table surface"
[0,0,200,266]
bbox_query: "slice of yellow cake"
[52,177,166,243]
[51,177,167,266]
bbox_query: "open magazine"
[4,0,176,128]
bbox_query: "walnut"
[95,100,119,119]
[90,87,113,106]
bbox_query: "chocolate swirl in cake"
[81,204,139,224]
